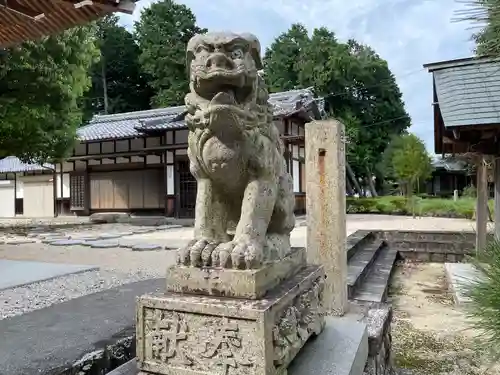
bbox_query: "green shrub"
[463,185,477,198]
[345,196,491,219]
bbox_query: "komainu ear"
[186,34,204,76]
[240,32,262,70]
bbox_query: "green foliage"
[390,134,433,196]
[83,15,153,120]
[457,0,500,56]
[464,239,500,360]
[0,26,99,163]
[135,0,206,107]
[463,185,478,198]
[346,196,492,219]
[263,24,411,183]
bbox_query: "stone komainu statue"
[178,32,295,270]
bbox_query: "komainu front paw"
[231,238,264,269]
[210,238,264,269]
[177,239,220,267]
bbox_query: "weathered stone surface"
[177,31,295,270]
[0,279,163,375]
[132,244,163,252]
[133,228,155,234]
[137,266,325,375]
[5,238,36,245]
[166,247,306,299]
[99,233,124,240]
[0,260,98,291]
[86,240,120,248]
[37,232,63,239]
[288,316,368,375]
[50,239,85,246]
[445,262,484,305]
[41,236,70,244]
[156,225,182,231]
[361,304,393,375]
[72,235,99,241]
[305,120,348,316]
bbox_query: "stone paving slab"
[85,240,120,248]
[0,278,164,375]
[131,244,163,251]
[445,262,484,305]
[0,260,99,291]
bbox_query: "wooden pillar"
[495,158,500,240]
[60,163,64,215]
[305,120,348,316]
[476,156,488,252]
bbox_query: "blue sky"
[119,0,478,154]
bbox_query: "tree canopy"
[82,15,153,121]
[0,26,99,163]
[390,133,433,196]
[264,24,411,185]
[135,0,206,107]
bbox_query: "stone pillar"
[453,189,459,202]
[495,158,500,240]
[476,156,488,252]
[305,119,348,316]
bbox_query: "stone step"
[346,230,375,261]
[107,316,369,375]
[347,239,385,299]
[288,316,368,375]
[352,246,398,303]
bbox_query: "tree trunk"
[101,51,109,114]
[346,175,354,195]
[365,166,378,197]
[346,161,362,195]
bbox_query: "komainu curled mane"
[178,31,295,270]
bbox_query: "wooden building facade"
[60,89,322,218]
[424,56,500,248]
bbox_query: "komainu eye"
[196,45,209,54]
[231,49,243,59]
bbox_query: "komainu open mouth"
[195,78,252,105]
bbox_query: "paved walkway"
[0,214,488,274]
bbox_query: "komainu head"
[186,32,263,106]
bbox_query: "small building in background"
[0,157,70,217]
[426,158,472,197]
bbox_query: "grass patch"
[346,196,494,219]
[393,319,481,374]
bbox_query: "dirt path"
[390,262,500,375]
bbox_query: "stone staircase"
[347,230,399,304]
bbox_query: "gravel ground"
[0,268,163,320]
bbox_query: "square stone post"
[305,120,348,316]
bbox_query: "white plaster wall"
[56,173,70,198]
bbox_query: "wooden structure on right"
[424,56,500,248]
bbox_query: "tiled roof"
[77,89,322,142]
[432,158,468,172]
[269,87,321,118]
[138,88,323,133]
[77,106,186,141]
[425,57,500,128]
[0,156,53,173]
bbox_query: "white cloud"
[120,0,478,152]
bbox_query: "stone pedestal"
[136,249,325,375]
